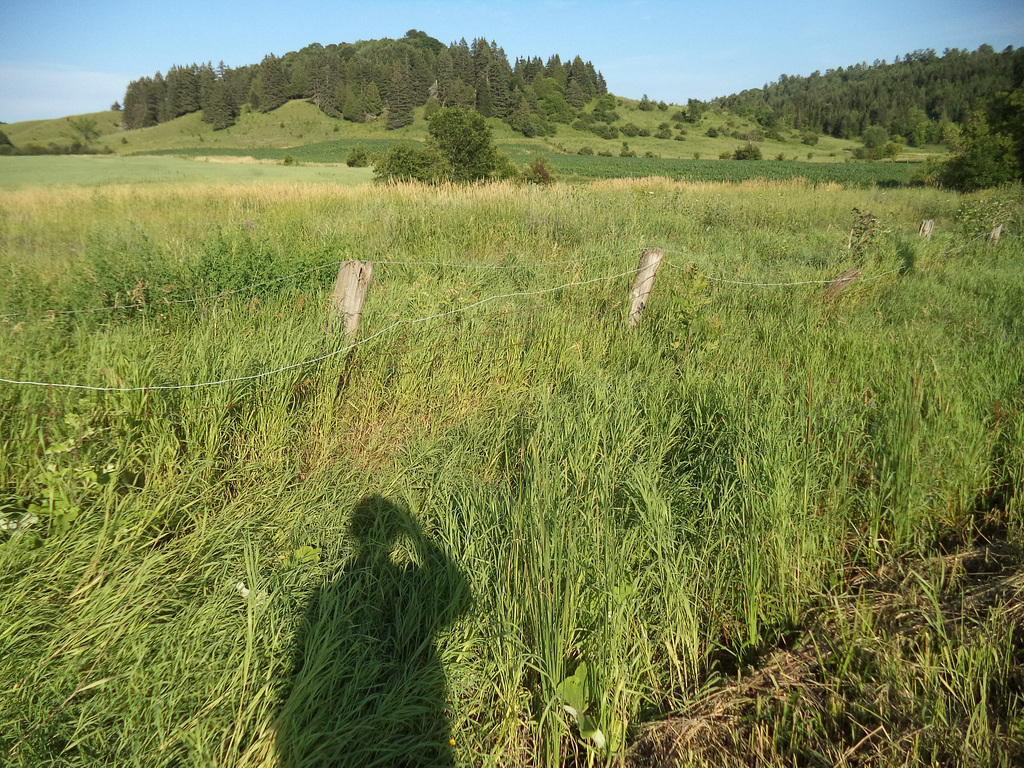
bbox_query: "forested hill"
[120,29,607,135]
[714,45,1024,146]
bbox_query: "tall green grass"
[1,179,1021,766]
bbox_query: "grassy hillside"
[0,178,1021,766]
[2,95,946,173]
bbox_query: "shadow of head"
[351,494,415,548]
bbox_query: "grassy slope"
[2,96,947,170]
[0,179,1020,767]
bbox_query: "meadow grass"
[0,155,374,190]
[0,179,1021,767]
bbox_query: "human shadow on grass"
[276,495,470,768]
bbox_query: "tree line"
[120,30,607,135]
[714,45,1023,146]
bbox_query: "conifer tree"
[255,54,289,112]
[435,48,455,105]
[565,81,585,109]
[386,62,415,129]
[487,58,511,118]
[362,82,383,118]
[342,87,363,123]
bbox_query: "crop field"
[131,145,917,187]
[1,177,1022,767]
[544,155,916,186]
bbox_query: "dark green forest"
[120,30,606,136]
[714,45,1023,146]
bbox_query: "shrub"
[428,107,505,182]
[706,127,719,138]
[937,113,1018,191]
[373,144,444,183]
[523,155,554,184]
[346,144,370,167]
[578,146,594,155]
[589,123,619,140]
[620,142,636,157]
[733,143,763,160]
[620,123,640,137]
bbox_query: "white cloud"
[0,63,129,123]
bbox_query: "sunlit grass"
[0,179,1021,766]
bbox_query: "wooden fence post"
[329,260,373,343]
[989,225,1003,246]
[918,220,934,239]
[824,268,862,301]
[627,248,664,329]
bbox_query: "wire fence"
[0,224,1010,399]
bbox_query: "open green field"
[1,177,1022,767]
[0,155,374,189]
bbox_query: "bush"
[620,142,636,157]
[706,127,719,138]
[620,123,640,137]
[373,144,444,183]
[373,107,517,185]
[733,143,763,160]
[802,132,819,146]
[523,155,554,184]
[577,146,594,155]
[937,114,1018,191]
[346,144,370,167]
[589,123,619,140]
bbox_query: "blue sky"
[1,0,1022,123]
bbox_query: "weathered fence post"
[989,225,1003,246]
[329,260,373,343]
[824,268,862,301]
[918,220,934,239]
[627,248,664,329]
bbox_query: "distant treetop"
[119,32,606,135]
